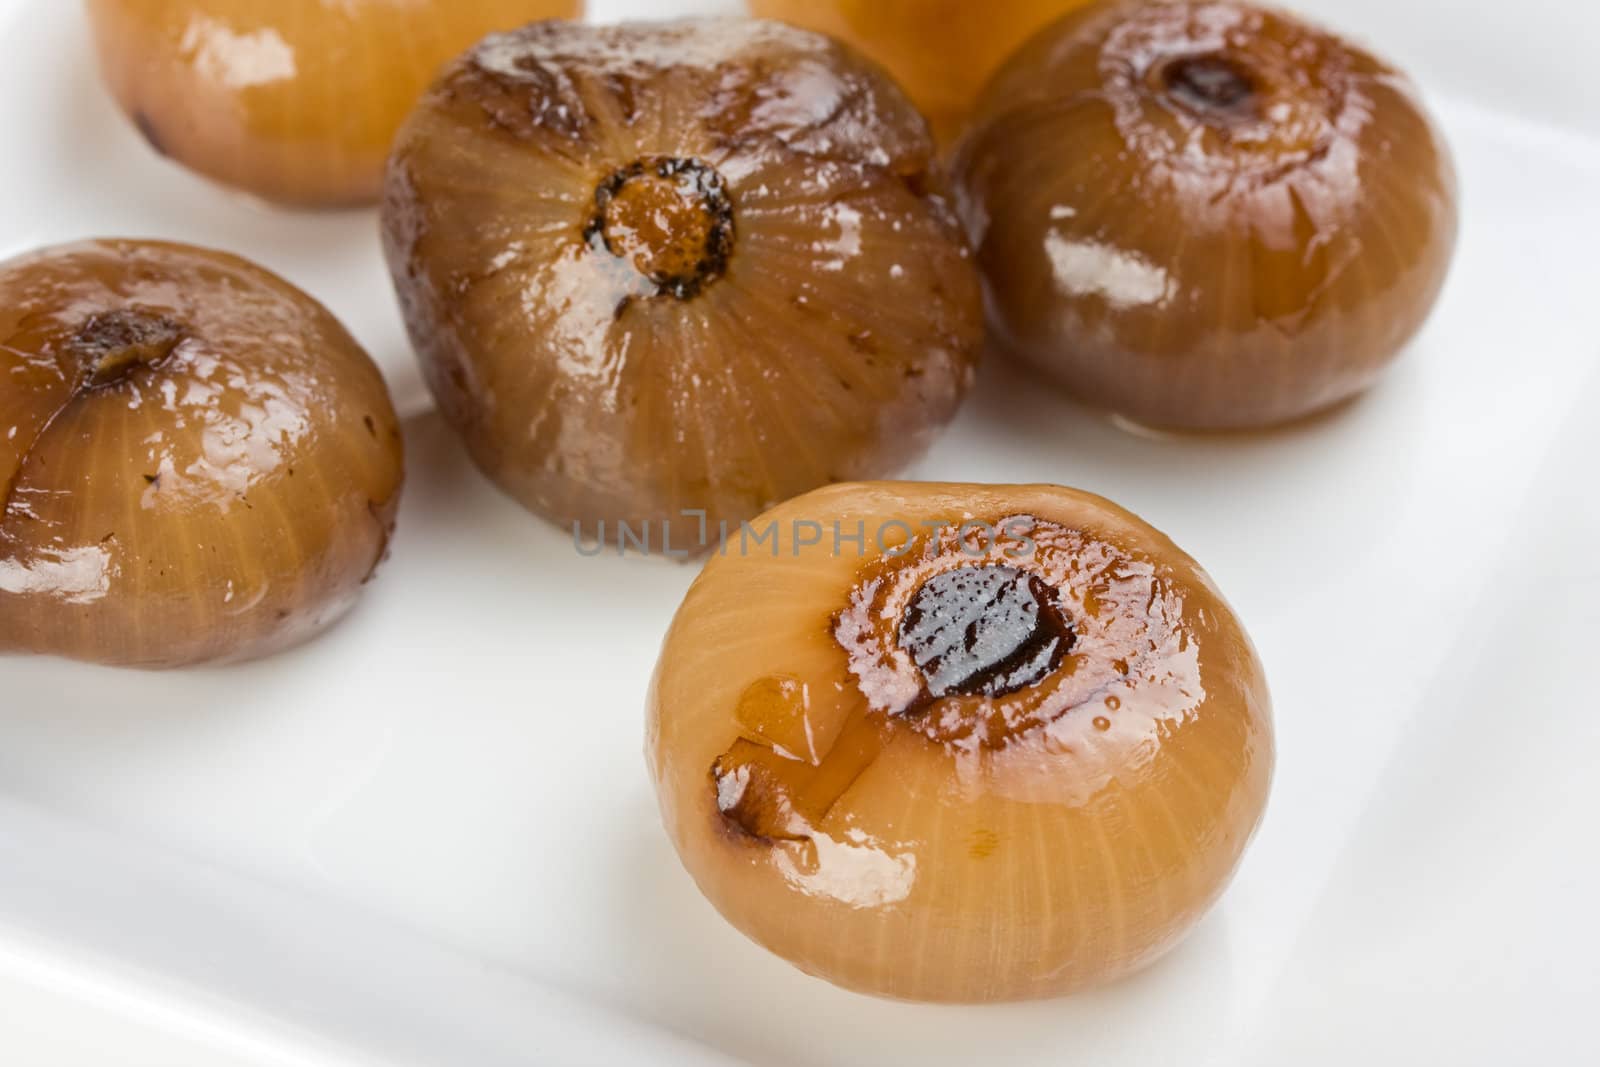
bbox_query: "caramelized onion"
[382,19,982,539]
[87,0,583,207]
[648,481,1273,1001]
[748,0,1097,144]
[0,240,403,668]
[954,0,1459,430]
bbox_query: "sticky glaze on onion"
[382,20,982,539]
[648,481,1273,1001]
[954,0,1459,430]
[0,240,403,668]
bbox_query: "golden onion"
[648,481,1273,1001]
[0,240,403,668]
[747,0,1098,144]
[87,0,584,207]
[953,0,1459,430]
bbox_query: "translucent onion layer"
[954,0,1459,430]
[0,240,403,668]
[648,481,1273,1002]
[748,0,1098,144]
[382,20,982,538]
[87,0,583,207]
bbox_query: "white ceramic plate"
[2,1,1598,1064]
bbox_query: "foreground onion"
[382,19,981,539]
[953,0,1459,430]
[0,240,403,668]
[87,0,583,207]
[648,481,1273,1001]
[748,0,1095,144]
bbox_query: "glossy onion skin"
[954,0,1459,430]
[749,0,1095,144]
[86,0,584,208]
[648,482,1273,1002]
[0,241,404,669]
[383,20,982,536]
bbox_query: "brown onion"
[87,0,584,208]
[649,481,1273,1001]
[0,240,403,668]
[954,0,1459,430]
[382,19,982,540]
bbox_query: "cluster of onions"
[20,0,1467,1007]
